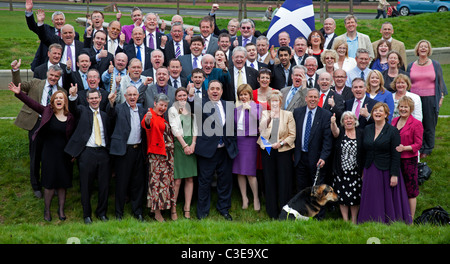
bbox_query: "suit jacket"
[144,31,164,50]
[345,96,378,129]
[293,106,333,167]
[257,109,296,152]
[321,90,345,121]
[188,68,232,101]
[372,38,407,66]
[178,54,200,80]
[75,87,110,112]
[12,70,64,130]
[189,98,238,159]
[363,122,401,176]
[80,47,115,80]
[15,90,75,141]
[229,66,259,102]
[64,99,111,158]
[280,86,308,112]
[168,75,188,89]
[335,32,375,59]
[162,39,191,66]
[331,85,354,101]
[205,35,219,55]
[123,43,153,70]
[64,70,88,92]
[36,24,84,71]
[26,12,80,71]
[236,35,257,46]
[107,102,147,156]
[268,62,293,90]
[391,115,423,159]
[138,83,176,119]
[247,61,268,71]
[83,36,124,56]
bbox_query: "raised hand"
[360,104,369,118]
[108,61,114,74]
[330,113,336,124]
[327,95,335,108]
[145,108,153,125]
[66,57,72,71]
[144,76,153,86]
[98,46,108,59]
[119,32,126,45]
[160,35,167,48]
[69,83,78,97]
[36,9,45,24]
[108,90,117,105]
[115,72,122,85]
[269,45,277,60]
[8,82,21,94]
[11,59,22,71]
[25,0,33,12]
[160,19,166,32]
[116,10,122,21]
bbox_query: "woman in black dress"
[330,111,364,224]
[9,82,75,222]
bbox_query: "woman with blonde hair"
[366,70,395,123]
[391,74,422,121]
[332,39,357,72]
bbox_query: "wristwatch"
[279,141,284,146]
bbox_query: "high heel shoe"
[44,210,52,222]
[57,210,66,221]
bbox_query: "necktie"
[193,56,198,69]
[81,73,88,90]
[47,85,53,105]
[318,93,325,108]
[195,89,202,98]
[108,39,116,55]
[243,38,248,47]
[173,79,178,88]
[136,45,142,61]
[93,110,102,146]
[308,77,313,88]
[66,45,73,69]
[202,38,208,55]
[303,110,312,152]
[148,33,154,49]
[175,42,181,58]
[237,69,243,89]
[285,87,298,109]
[215,102,224,145]
[57,29,61,37]
[360,70,365,80]
[355,99,361,118]
[250,62,255,69]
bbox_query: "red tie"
[318,93,325,108]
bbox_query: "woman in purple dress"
[233,84,262,211]
[358,102,412,224]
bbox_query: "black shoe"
[84,217,93,224]
[98,215,109,222]
[221,213,233,221]
[134,214,144,222]
[44,210,52,222]
[57,207,66,221]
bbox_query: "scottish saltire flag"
[260,136,272,155]
[267,0,315,47]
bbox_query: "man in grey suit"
[199,16,219,55]
[138,66,176,120]
[178,36,204,78]
[11,60,64,198]
[281,65,308,112]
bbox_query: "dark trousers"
[261,148,294,219]
[196,147,233,218]
[295,151,327,219]
[114,144,146,217]
[78,147,111,218]
[28,119,42,191]
[420,96,438,155]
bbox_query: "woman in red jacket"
[141,93,175,222]
[392,96,423,219]
[9,82,75,222]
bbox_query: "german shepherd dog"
[279,184,338,220]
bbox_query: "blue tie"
[303,110,312,152]
[360,70,365,80]
[193,56,198,69]
[136,45,142,61]
[285,87,298,109]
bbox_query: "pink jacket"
[392,115,423,158]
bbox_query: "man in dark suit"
[123,27,153,71]
[161,22,191,66]
[320,18,338,50]
[73,69,109,112]
[305,57,320,89]
[331,69,354,101]
[318,72,345,122]
[167,58,187,88]
[245,43,268,71]
[187,80,238,221]
[229,47,259,101]
[293,88,333,200]
[291,37,309,66]
[81,30,114,87]
[64,53,92,92]
[37,23,84,72]
[11,60,64,198]
[107,86,147,221]
[234,19,257,47]
[268,46,293,90]
[178,36,204,78]
[33,43,68,88]
[65,87,111,224]
[25,0,80,71]
[345,78,377,129]
[140,13,164,51]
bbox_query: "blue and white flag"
[267,0,315,47]
[260,136,272,155]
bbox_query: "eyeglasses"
[241,27,252,30]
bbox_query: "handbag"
[417,162,432,185]
[414,206,450,226]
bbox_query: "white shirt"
[233,66,247,96]
[258,52,269,63]
[86,107,106,147]
[62,43,76,70]
[41,81,58,106]
[173,41,184,57]
[126,102,142,145]
[246,60,258,70]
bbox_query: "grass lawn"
[0,5,448,246]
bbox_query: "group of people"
[12,1,447,225]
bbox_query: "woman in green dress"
[168,87,198,219]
